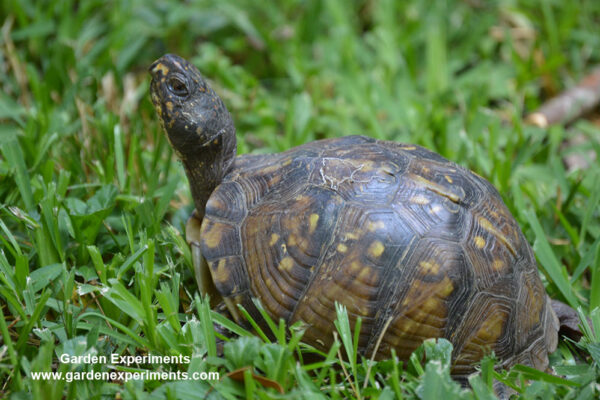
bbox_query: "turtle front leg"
[186,210,222,307]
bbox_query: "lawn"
[1,0,600,398]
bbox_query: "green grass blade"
[524,209,579,308]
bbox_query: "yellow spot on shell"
[279,256,294,272]
[430,205,442,214]
[474,236,485,249]
[337,243,348,253]
[309,214,320,233]
[166,102,174,111]
[368,241,385,258]
[479,217,493,231]
[412,174,461,203]
[350,261,363,274]
[439,278,454,296]
[213,259,229,284]
[419,260,440,274]
[492,259,504,271]
[203,224,223,248]
[403,146,416,150]
[282,158,292,166]
[345,232,359,240]
[288,235,297,247]
[411,194,430,205]
[269,233,279,246]
[367,220,386,231]
[445,175,453,183]
[479,217,516,256]
[474,306,505,343]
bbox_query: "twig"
[527,67,600,127]
[2,16,32,108]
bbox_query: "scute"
[199,135,557,377]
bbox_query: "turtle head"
[149,54,236,217]
[149,53,236,160]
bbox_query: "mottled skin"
[149,54,560,378]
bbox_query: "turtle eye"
[167,75,189,97]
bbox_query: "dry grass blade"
[363,316,393,389]
[333,331,361,400]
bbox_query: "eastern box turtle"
[149,54,575,379]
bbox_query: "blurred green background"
[1,0,600,398]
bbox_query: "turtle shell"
[198,135,557,377]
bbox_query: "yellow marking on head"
[492,259,504,271]
[279,256,294,271]
[367,220,386,231]
[153,63,169,75]
[269,233,279,246]
[474,236,485,249]
[337,243,348,253]
[309,213,320,233]
[171,60,183,70]
[419,260,440,275]
[411,194,430,205]
[479,217,516,256]
[166,102,174,111]
[368,241,385,258]
[445,175,453,183]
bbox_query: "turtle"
[148,53,579,379]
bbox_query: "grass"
[1,0,600,398]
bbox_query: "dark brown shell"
[198,135,557,377]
